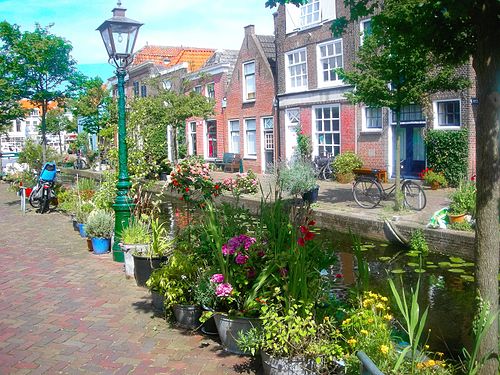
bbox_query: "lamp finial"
[117,1,122,6]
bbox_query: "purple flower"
[225,234,256,254]
[210,274,224,283]
[235,253,249,265]
[257,250,265,257]
[215,283,233,297]
[246,267,256,279]
[222,244,234,256]
[279,268,288,278]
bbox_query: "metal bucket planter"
[213,314,260,355]
[357,351,384,375]
[91,237,111,254]
[302,186,319,204]
[151,291,165,312]
[132,254,168,287]
[121,244,149,279]
[200,307,218,336]
[261,351,314,375]
[172,304,202,330]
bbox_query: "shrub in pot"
[75,202,94,238]
[133,218,172,287]
[448,181,476,222]
[146,250,201,328]
[85,209,114,254]
[332,151,363,183]
[419,168,448,189]
[121,219,151,279]
[277,160,319,202]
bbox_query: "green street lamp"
[97,1,143,262]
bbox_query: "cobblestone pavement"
[0,182,260,375]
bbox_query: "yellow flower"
[436,352,444,357]
[380,345,389,355]
[347,338,357,346]
[367,318,374,324]
[380,296,388,302]
[425,359,436,367]
[360,329,369,335]
[383,314,393,321]
[424,344,429,350]
[342,318,351,325]
[416,363,424,370]
[375,302,386,310]
[323,316,330,321]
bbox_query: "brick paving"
[0,182,260,375]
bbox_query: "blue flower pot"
[78,223,87,238]
[91,237,111,254]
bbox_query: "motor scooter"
[29,162,58,214]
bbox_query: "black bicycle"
[352,171,426,210]
[313,155,333,180]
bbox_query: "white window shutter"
[321,0,336,21]
[285,4,300,33]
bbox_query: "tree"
[45,107,75,155]
[71,77,110,136]
[0,22,84,162]
[268,0,500,372]
[337,14,468,210]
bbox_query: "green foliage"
[409,230,429,257]
[75,201,94,224]
[121,219,150,245]
[448,221,474,232]
[448,181,476,216]
[332,151,363,176]
[420,168,448,187]
[90,171,117,210]
[85,209,114,238]
[18,139,58,172]
[57,189,78,214]
[277,160,317,196]
[146,251,201,308]
[296,128,312,161]
[71,77,110,135]
[148,218,172,258]
[425,129,469,187]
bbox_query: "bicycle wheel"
[39,188,50,214]
[29,185,41,208]
[352,177,382,208]
[321,164,333,180]
[402,181,426,211]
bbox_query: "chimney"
[244,25,255,36]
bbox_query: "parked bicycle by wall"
[29,162,58,214]
[313,154,333,180]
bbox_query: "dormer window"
[300,0,320,28]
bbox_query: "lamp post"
[97,1,143,262]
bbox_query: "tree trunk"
[58,130,62,155]
[172,127,178,164]
[472,29,500,375]
[41,101,48,163]
[394,108,402,211]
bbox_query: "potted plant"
[448,181,476,223]
[120,219,150,279]
[419,168,448,189]
[146,250,201,328]
[75,202,94,239]
[332,151,363,183]
[132,218,172,287]
[278,160,319,203]
[85,209,114,254]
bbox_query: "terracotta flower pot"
[448,213,466,223]
[430,181,440,190]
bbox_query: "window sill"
[243,99,256,104]
[244,156,257,160]
[360,129,383,134]
[433,125,461,130]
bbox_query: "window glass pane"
[315,105,341,157]
[318,40,343,84]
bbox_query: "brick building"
[184,50,239,160]
[224,25,277,173]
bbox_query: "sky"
[0,0,277,80]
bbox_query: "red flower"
[215,184,220,189]
[185,187,189,192]
[304,231,315,241]
[308,220,316,226]
[335,273,343,279]
[297,238,306,247]
[300,225,308,234]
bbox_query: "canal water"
[159,197,476,359]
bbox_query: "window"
[244,119,257,157]
[133,81,139,96]
[435,100,461,127]
[243,62,256,101]
[286,48,308,92]
[206,83,215,99]
[15,120,21,132]
[262,117,274,151]
[317,39,343,86]
[363,107,382,131]
[300,0,320,27]
[140,84,147,97]
[193,85,202,94]
[229,120,240,153]
[391,104,425,123]
[360,19,372,45]
[314,105,341,157]
[189,121,197,155]
[206,120,217,158]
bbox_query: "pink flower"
[235,253,249,265]
[222,244,234,256]
[215,283,233,297]
[210,274,224,283]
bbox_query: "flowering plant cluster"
[222,170,259,199]
[169,157,221,204]
[209,234,266,316]
[419,168,448,187]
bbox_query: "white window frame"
[244,118,257,159]
[285,48,308,93]
[360,19,372,45]
[433,99,461,130]
[299,0,320,28]
[317,39,343,87]
[206,82,215,99]
[228,119,240,154]
[361,106,383,132]
[193,85,202,94]
[243,61,256,102]
[390,104,426,124]
[312,104,341,158]
[188,121,197,156]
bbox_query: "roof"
[132,45,215,72]
[203,49,239,68]
[256,35,276,62]
[20,99,58,111]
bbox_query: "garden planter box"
[121,244,149,279]
[132,254,168,287]
[172,304,202,330]
[213,314,260,355]
[91,237,111,254]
